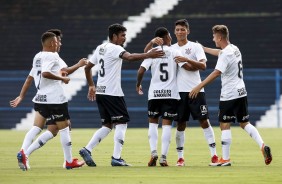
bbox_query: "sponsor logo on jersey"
[96,86,106,93]
[35,59,41,67]
[153,89,171,97]
[237,87,247,96]
[34,94,47,102]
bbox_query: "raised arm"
[61,58,88,75]
[122,48,164,61]
[144,37,163,53]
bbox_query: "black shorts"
[96,94,130,124]
[175,92,209,122]
[218,96,249,123]
[148,99,178,120]
[34,102,70,125]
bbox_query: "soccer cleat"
[176,158,185,166]
[211,155,219,163]
[17,149,28,171]
[148,155,158,167]
[111,156,131,166]
[79,147,96,167]
[209,157,231,166]
[261,144,272,165]
[159,156,168,167]
[65,158,85,169]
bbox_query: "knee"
[176,122,186,131]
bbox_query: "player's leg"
[175,92,189,166]
[199,119,218,163]
[237,97,272,165]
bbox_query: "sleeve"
[111,45,126,59]
[29,68,36,78]
[89,46,99,65]
[215,53,228,73]
[140,59,152,70]
[195,43,207,62]
[41,54,57,73]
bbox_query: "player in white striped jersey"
[136,27,181,166]
[190,25,272,166]
[13,31,87,170]
[144,19,218,166]
[80,23,164,167]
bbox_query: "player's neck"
[177,39,188,46]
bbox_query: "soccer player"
[189,25,272,166]
[136,27,181,166]
[79,23,164,167]
[144,19,218,166]
[16,31,86,171]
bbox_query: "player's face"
[56,36,62,52]
[50,37,59,52]
[213,33,221,48]
[174,25,189,41]
[116,32,126,47]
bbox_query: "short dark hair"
[212,25,229,40]
[41,32,56,44]
[175,19,189,29]
[47,29,63,38]
[154,27,169,38]
[108,23,127,40]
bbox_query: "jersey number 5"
[160,63,168,82]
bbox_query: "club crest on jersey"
[185,48,191,55]
[200,105,208,114]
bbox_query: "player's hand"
[147,48,164,58]
[136,85,143,95]
[174,56,187,63]
[189,86,202,99]
[60,70,68,77]
[88,86,96,101]
[62,76,70,84]
[10,96,23,107]
[78,58,89,67]
[151,37,163,46]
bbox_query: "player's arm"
[203,46,221,56]
[10,75,33,107]
[62,58,88,75]
[136,66,146,95]
[84,62,96,101]
[175,56,206,71]
[42,71,70,84]
[189,69,221,99]
[144,37,163,53]
[121,48,164,61]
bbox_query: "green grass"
[0,127,281,184]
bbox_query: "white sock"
[60,127,72,163]
[244,123,264,149]
[161,125,172,157]
[203,126,217,156]
[175,130,185,159]
[221,130,232,160]
[148,123,158,154]
[21,126,42,151]
[25,130,54,157]
[112,124,127,159]
[85,126,111,151]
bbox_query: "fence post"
[276,69,280,128]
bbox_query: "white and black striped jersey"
[172,41,207,92]
[90,42,126,96]
[32,51,68,104]
[216,44,247,101]
[141,45,181,100]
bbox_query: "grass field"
[0,127,281,184]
